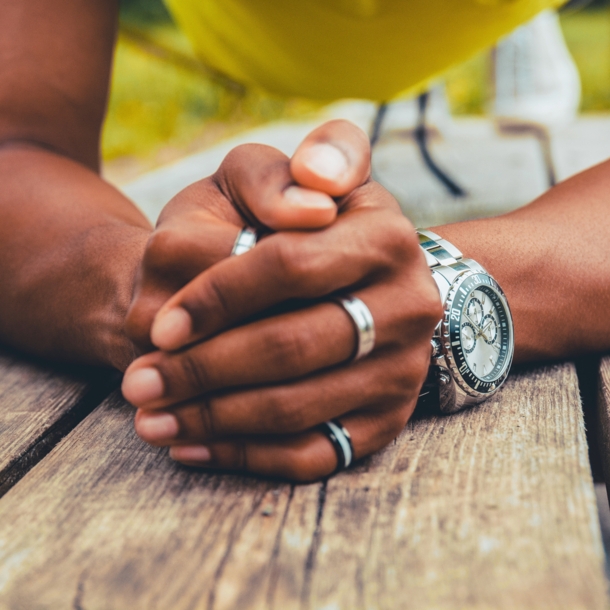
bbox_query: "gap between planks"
[0,349,119,499]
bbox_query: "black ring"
[319,419,354,473]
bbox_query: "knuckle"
[388,269,442,347]
[271,236,326,297]
[214,442,247,471]
[203,274,232,319]
[144,229,179,271]
[124,302,145,342]
[124,301,154,351]
[262,324,310,376]
[222,143,262,167]
[284,451,329,483]
[265,391,307,433]
[416,275,444,332]
[179,350,213,394]
[270,238,304,292]
[384,215,418,262]
[217,144,285,194]
[381,350,427,399]
[217,144,256,181]
[197,396,217,439]
[180,274,231,334]
[375,403,413,446]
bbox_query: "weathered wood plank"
[0,363,604,609]
[596,357,610,503]
[0,348,114,497]
[304,363,605,610]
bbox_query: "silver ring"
[334,295,375,360]
[231,227,257,256]
[320,419,354,471]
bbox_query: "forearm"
[435,159,610,363]
[0,144,152,370]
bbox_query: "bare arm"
[435,159,610,363]
[0,0,152,370]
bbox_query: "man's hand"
[122,121,442,482]
[125,120,371,353]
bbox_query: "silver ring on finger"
[320,419,354,472]
[231,227,257,256]
[334,295,375,361]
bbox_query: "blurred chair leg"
[370,102,388,149]
[414,92,467,198]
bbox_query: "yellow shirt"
[164,0,562,101]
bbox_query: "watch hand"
[467,314,489,340]
[464,313,482,333]
[474,317,494,342]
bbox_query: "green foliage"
[102,24,321,163]
[560,8,610,111]
[445,53,490,116]
[444,7,610,115]
[102,28,223,161]
[119,0,171,25]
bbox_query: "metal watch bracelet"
[417,229,485,303]
[416,229,490,413]
[415,228,514,414]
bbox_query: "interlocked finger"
[165,400,413,482]
[149,192,416,352]
[123,284,412,410]
[214,143,337,231]
[125,216,244,352]
[132,343,422,444]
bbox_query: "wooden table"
[2,111,610,609]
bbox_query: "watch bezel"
[440,270,514,402]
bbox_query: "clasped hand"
[121,120,442,481]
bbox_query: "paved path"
[119,101,610,228]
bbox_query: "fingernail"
[170,445,211,463]
[302,143,349,181]
[122,367,164,405]
[136,412,179,441]
[283,186,335,210]
[151,307,192,350]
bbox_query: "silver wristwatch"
[417,229,514,414]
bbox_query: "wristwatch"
[417,229,514,414]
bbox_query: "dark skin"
[2,0,610,481]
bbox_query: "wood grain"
[596,357,610,500]
[0,348,114,498]
[0,362,604,610]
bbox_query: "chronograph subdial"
[480,314,498,345]
[461,322,477,354]
[466,296,484,326]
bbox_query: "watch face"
[446,272,513,396]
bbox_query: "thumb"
[290,119,371,197]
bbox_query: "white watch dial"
[461,289,501,378]
[445,271,514,396]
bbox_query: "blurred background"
[103,0,610,182]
